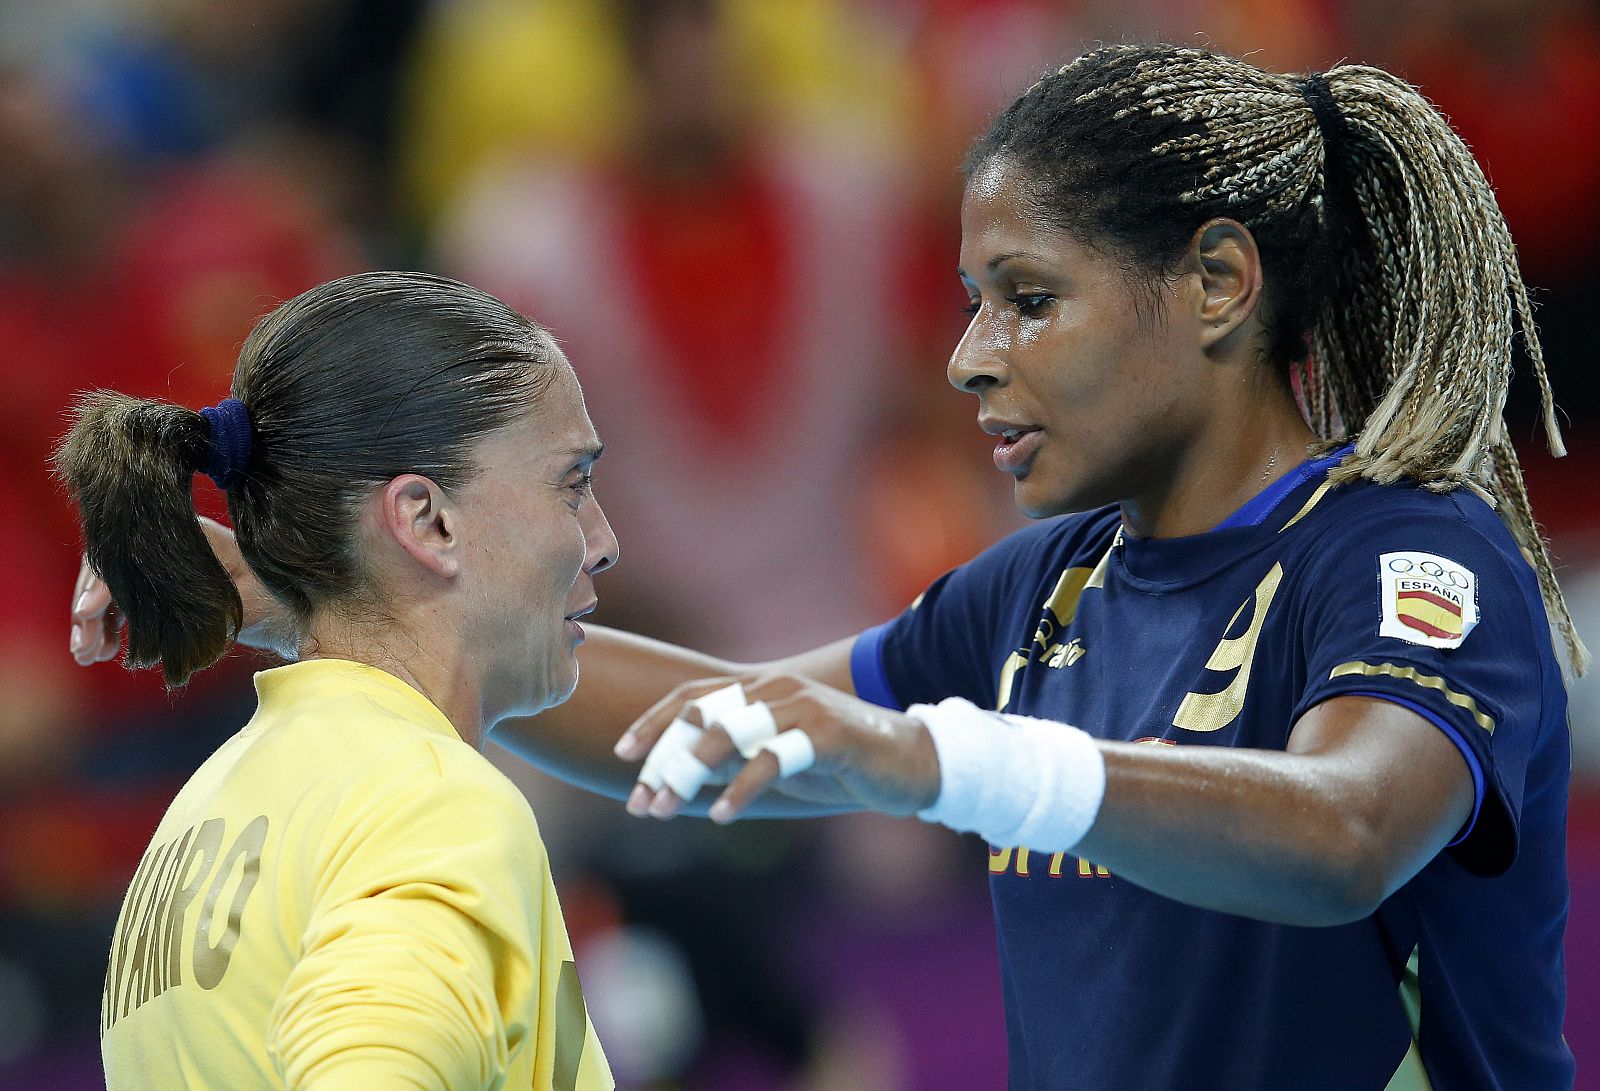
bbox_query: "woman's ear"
[376,474,461,579]
[1190,218,1265,351]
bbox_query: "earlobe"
[1192,218,1264,350]
[380,475,460,579]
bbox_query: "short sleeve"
[852,516,1103,713]
[1292,495,1557,876]
[268,759,545,1090]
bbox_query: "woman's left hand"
[613,673,941,823]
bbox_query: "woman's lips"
[994,428,1043,474]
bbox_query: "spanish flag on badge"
[1379,551,1480,650]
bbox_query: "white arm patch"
[1378,550,1479,649]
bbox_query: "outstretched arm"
[492,630,858,807]
[620,680,1473,927]
[68,520,861,809]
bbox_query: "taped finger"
[687,683,746,727]
[657,746,716,801]
[714,701,778,758]
[637,718,703,792]
[759,730,817,778]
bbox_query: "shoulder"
[310,717,544,884]
[1285,477,1552,655]
[1291,479,1536,593]
[270,689,535,827]
[1303,478,1520,553]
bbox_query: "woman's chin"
[1014,466,1120,520]
[548,659,581,709]
[1014,480,1077,520]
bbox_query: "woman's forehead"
[960,184,1090,271]
[965,156,1017,203]
[528,371,600,452]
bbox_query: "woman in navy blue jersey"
[73,45,1583,1090]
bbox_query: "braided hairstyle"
[967,44,1588,674]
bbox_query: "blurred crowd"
[2,0,1598,1087]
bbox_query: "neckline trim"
[1212,444,1354,532]
[252,658,461,742]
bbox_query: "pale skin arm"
[619,678,1474,928]
[70,517,292,662]
[66,520,859,812]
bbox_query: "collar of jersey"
[1212,443,1354,531]
[1113,443,1355,591]
[252,657,461,741]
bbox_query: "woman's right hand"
[69,517,289,664]
[69,552,123,665]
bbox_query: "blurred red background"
[3,1,1596,1086]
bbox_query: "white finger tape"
[687,683,747,727]
[657,746,716,801]
[759,730,816,778]
[637,718,703,792]
[715,701,779,758]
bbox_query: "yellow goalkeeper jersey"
[100,658,612,1090]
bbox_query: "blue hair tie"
[198,398,254,490]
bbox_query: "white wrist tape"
[759,729,816,777]
[715,701,779,758]
[909,697,1105,852]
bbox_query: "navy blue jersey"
[851,450,1572,1090]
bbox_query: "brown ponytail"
[54,393,244,687]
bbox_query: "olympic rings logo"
[1387,556,1470,588]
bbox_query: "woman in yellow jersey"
[55,271,617,1090]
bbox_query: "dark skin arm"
[624,682,1474,927]
[487,627,858,807]
[70,525,1473,920]
[1079,696,1473,925]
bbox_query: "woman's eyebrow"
[957,252,1049,280]
[565,443,604,468]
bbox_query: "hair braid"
[1313,66,1586,672]
[969,44,1588,674]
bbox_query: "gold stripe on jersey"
[1329,661,1495,734]
[1280,480,1335,531]
[996,650,1030,713]
[1087,530,1119,587]
[1041,566,1095,629]
[997,540,1117,712]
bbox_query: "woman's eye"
[1011,293,1054,317]
[568,474,594,503]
